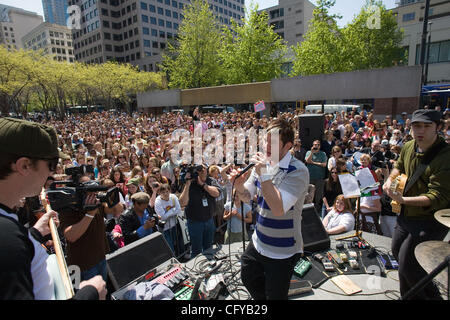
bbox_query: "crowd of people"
[3,104,450,300]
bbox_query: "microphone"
[234,163,255,179]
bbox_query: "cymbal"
[434,209,450,228]
[415,241,450,286]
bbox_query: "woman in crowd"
[321,167,343,219]
[322,195,355,235]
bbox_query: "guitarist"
[0,117,106,300]
[383,109,450,300]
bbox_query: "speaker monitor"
[106,231,174,291]
[298,114,325,151]
[301,203,330,252]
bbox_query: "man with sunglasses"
[0,117,106,300]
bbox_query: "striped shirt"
[244,152,310,259]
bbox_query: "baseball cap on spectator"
[411,109,441,124]
[126,177,141,187]
[381,140,389,146]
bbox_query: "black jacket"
[119,206,157,246]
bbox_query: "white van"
[305,104,361,114]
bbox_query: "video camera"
[46,165,120,212]
[179,164,204,184]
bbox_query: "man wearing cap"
[0,117,106,300]
[383,109,450,300]
[119,191,156,245]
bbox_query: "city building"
[42,0,70,26]
[68,0,245,72]
[0,4,43,50]
[391,0,450,84]
[22,22,75,62]
[258,0,315,47]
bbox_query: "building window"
[143,27,149,35]
[141,2,148,10]
[402,12,415,22]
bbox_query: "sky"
[0,0,398,27]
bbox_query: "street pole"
[424,22,432,86]
[419,0,431,108]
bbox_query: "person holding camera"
[0,117,106,300]
[119,192,157,246]
[59,174,110,282]
[179,164,220,258]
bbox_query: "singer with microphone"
[230,119,310,300]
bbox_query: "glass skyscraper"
[42,0,69,26]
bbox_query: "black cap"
[411,109,441,124]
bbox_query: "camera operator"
[0,117,106,300]
[59,174,110,282]
[119,192,158,246]
[179,164,220,258]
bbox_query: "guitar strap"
[404,139,447,194]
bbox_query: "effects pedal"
[313,253,324,262]
[175,280,195,300]
[348,250,358,259]
[349,259,359,269]
[321,258,334,272]
[294,259,311,278]
[328,250,344,267]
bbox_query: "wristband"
[85,214,95,219]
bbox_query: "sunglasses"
[39,158,59,172]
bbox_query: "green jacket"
[395,136,450,219]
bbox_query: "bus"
[422,84,450,109]
[305,104,361,114]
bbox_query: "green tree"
[341,0,405,70]
[219,3,288,84]
[291,0,344,76]
[161,0,223,89]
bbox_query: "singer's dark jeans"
[241,240,301,300]
[391,215,448,300]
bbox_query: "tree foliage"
[219,3,288,84]
[0,45,163,118]
[292,0,405,77]
[162,0,223,89]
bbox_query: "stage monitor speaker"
[106,232,174,291]
[298,114,325,151]
[301,203,330,252]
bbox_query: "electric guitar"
[390,174,408,215]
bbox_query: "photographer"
[59,175,110,282]
[179,164,220,258]
[0,117,105,300]
[119,192,157,246]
